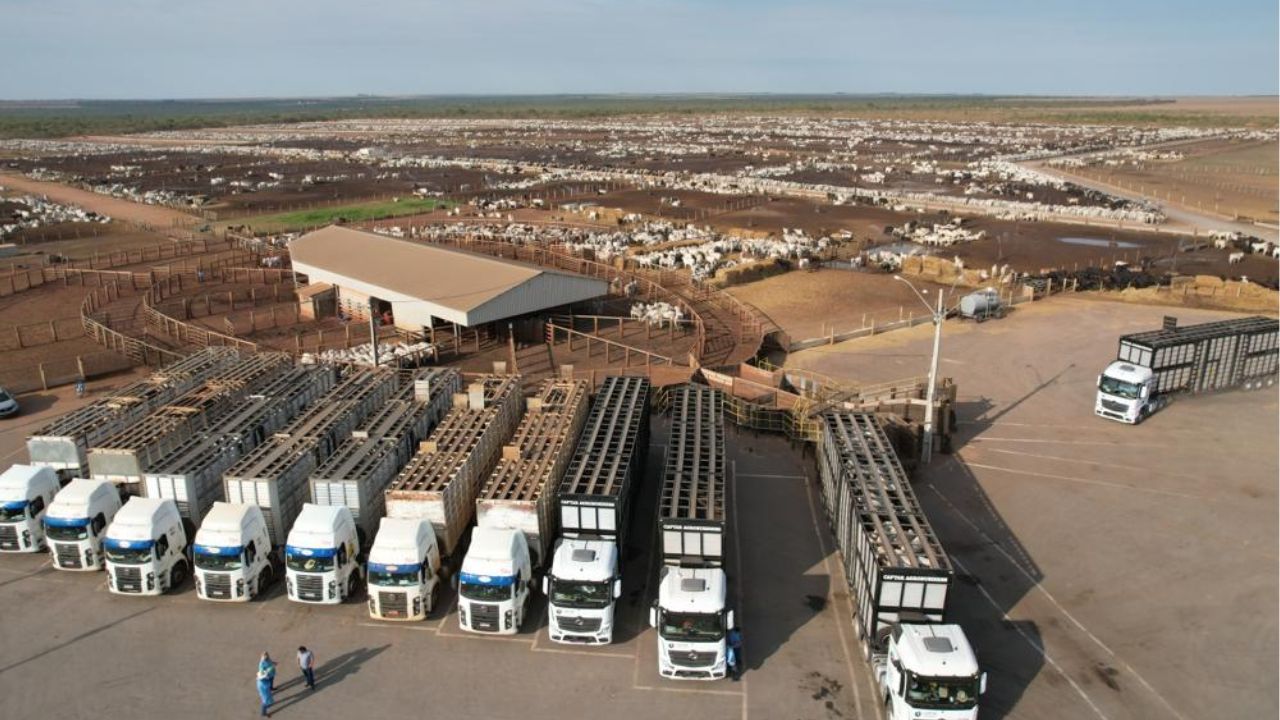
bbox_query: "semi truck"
[285,503,363,604]
[457,524,534,635]
[818,411,985,719]
[25,348,239,480]
[1096,315,1279,424]
[648,384,733,681]
[365,517,443,621]
[44,478,122,571]
[545,376,651,645]
[103,497,190,596]
[192,502,278,602]
[0,465,61,552]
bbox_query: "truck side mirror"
[1096,374,1102,388]
[541,577,549,595]
[980,672,988,694]
[725,610,735,629]
[613,578,622,599]
[1139,385,1149,399]
[648,606,658,628]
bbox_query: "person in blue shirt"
[257,652,277,716]
[726,627,744,681]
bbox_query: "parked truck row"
[1096,315,1279,423]
[817,411,985,720]
[26,348,242,481]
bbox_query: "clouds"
[0,0,1274,98]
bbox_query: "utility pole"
[369,298,380,368]
[895,275,945,466]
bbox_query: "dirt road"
[0,172,197,229]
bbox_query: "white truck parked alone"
[285,503,362,604]
[366,517,443,621]
[193,502,278,602]
[0,465,61,552]
[104,497,191,596]
[44,479,122,571]
[457,525,533,635]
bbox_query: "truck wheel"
[1267,377,1276,388]
[346,574,359,600]
[257,568,272,595]
[170,562,188,590]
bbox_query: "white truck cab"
[1096,361,1158,424]
[458,526,533,635]
[0,465,61,552]
[880,624,986,720]
[104,497,190,595]
[366,517,443,621]
[193,502,276,602]
[650,566,732,680]
[544,539,622,643]
[285,503,361,605]
[44,479,122,571]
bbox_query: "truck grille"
[54,542,83,568]
[470,602,500,632]
[0,525,18,550]
[1101,399,1128,413]
[378,591,408,618]
[203,572,232,599]
[669,650,717,668]
[556,614,602,633]
[115,566,143,593]
[296,573,325,601]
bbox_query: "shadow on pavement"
[270,644,391,713]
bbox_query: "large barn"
[289,226,608,341]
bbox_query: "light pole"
[894,275,945,466]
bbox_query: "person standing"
[726,626,744,681]
[297,646,316,690]
[259,652,277,691]
[256,653,276,717]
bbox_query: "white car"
[0,387,19,418]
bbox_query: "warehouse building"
[289,225,609,348]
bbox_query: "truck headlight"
[413,595,422,615]
[504,609,513,629]
[21,530,30,548]
[459,606,467,626]
[236,579,245,597]
[368,597,376,613]
[84,548,93,566]
[328,580,336,599]
[287,577,294,596]
[195,576,203,594]
[146,572,155,590]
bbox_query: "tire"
[1267,376,1276,388]
[169,562,188,591]
[256,568,272,596]
[346,573,358,600]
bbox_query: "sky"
[0,0,1276,99]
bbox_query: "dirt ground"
[0,172,196,228]
[727,268,953,341]
[1066,139,1279,223]
[786,296,1278,720]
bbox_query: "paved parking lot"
[790,296,1279,719]
[0,390,878,720]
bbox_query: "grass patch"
[231,197,454,233]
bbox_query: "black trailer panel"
[1118,316,1279,394]
[558,376,651,543]
[657,384,725,567]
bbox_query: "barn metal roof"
[289,226,607,327]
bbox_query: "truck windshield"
[660,611,724,642]
[195,548,244,571]
[906,675,980,710]
[369,569,419,587]
[105,545,153,565]
[550,578,612,609]
[286,550,334,573]
[45,520,89,541]
[1099,375,1140,399]
[460,580,513,601]
[0,502,28,522]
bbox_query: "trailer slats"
[658,384,725,566]
[558,376,651,543]
[818,411,953,650]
